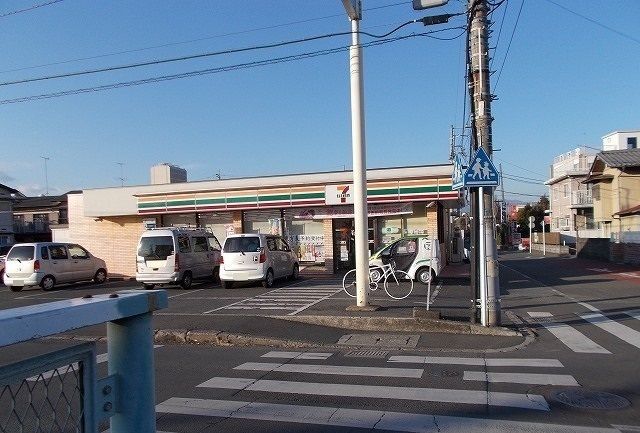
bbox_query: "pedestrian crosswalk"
[527,306,640,354]
[206,284,342,315]
[153,349,618,432]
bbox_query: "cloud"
[14,184,62,197]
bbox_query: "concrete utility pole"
[41,156,50,196]
[469,0,500,326]
[342,0,370,308]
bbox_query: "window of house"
[628,137,638,149]
[563,184,569,198]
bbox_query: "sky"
[0,0,638,202]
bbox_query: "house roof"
[615,204,640,217]
[596,149,640,168]
[13,195,68,210]
[0,183,25,198]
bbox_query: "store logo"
[337,185,350,203]
[325,184,354,205]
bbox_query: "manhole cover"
[550,389,631,410]
[343,350,389,358]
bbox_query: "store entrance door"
[333,219,353,271]
[333,218,376,271]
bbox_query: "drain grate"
[550,389,631,410]
[343,350,389,358]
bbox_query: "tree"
[515,195,549,237]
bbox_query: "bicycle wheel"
[342,269,358,298]
[384,270,414,300]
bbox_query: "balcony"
[570,190,593,208]
[13,220,51,233]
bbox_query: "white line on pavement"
[156,397,619,432]
[234,362,424,378]
[288,288,342,316]
[527,312,611,354]
[388,356,563,368]
[168,288,204,299]
[463,371,579,386]
[261,351,333,360]
[197,377,549,411]
[581,312,640,349]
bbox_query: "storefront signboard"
[294,203,413,220]
[325,185,354,205]
[381,226,400,234]
[225,224,235,237]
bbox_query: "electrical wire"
[493,0,524,91]
[0,18,464,88]
[0,0,63,18]
[542,0,640,46]
[0,28,465,106]
[495,157,545,177]
[0,1,412,75]
[489,0,510,69]
[503,175,543,185]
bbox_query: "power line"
[1,19,464,88]
[503,190,547,198]
[494,156,546,177]
[503,172,545,182]
[0,0,63,18]
[493,0,524,91]
[503,175,543,185]
[489,0,510,70]
[542,0,640,46]
[0,28,465,105]
[0,1,413,75]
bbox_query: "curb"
[153,329,313,348]
[269,315,521,337]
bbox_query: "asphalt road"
[2,252,640,432]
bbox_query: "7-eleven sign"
[325,184,354,205]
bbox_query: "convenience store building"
[67,164,460,278]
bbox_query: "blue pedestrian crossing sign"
[463,148,500,187]
[451,154,465,190]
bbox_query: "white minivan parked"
[3,242,107,292]
[136,227,222,290]
[219,234,299,289]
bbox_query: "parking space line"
[168,288,204,299]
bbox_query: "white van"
[3,242,107,292]
[136,227,222,289]
[219,234,299,289]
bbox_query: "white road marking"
[463,371,579,386]
[527,312,611,354]
[234,362,424,378]
[197,377,549,411]
[27,345,163,381]
[261,351,333,360]
[581,312,640,349]
[624,310,640,321]
[388,356,563,368]
[612,425,640,432]
[528,311,553,318]
[156,397,620,432]
[168,288,204,299]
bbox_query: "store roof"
[615,204,640,217]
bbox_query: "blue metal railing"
[0,290,168,433]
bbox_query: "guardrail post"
[108,311,156,433]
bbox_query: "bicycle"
[342,261,414,300]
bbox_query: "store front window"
[283,209,324,263]
[198,212,234,245]
[244,210,283,235]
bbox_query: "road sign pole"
[542,218,546,256]
[478,186,487,326]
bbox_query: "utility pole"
[469,0,500,326]
[116,162,125,187]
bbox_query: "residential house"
[12,193,76,243]
[583,149,640,240]
[602,130,639,151]
[545,148,596,235]
[0,184,25,246]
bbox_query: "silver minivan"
[3,242,108,292]
[219,233,299,289]
[136,227,222,290]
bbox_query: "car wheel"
[212,267,220,283]
[41,275,56,291]
[222,280,233,290]
[290,264,299,280]
[9,285,22,292]
[416,267,435,285]
[180,272,193,290]
[143,284,155,290]
[262,269,274,288]
[94,268,107,284]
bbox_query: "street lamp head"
[341,0,361,20]
[413,0,448,10]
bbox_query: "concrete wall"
[577,238,610,261]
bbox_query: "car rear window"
[138,236,174,259]
[7,246,35,261]
[223,237,261,253]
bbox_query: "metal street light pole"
[342,0,369,307]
